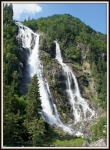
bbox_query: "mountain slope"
[21,14,107,143]
[22,14,107,110]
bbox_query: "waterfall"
[15,22,83,136]
[54,41,95,124]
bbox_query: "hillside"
[22,14,107,110]
[3,4,107,147]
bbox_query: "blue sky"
[12,2,107,34]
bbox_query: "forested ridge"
[3,4,107,147]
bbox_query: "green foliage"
[4,112,22,146]
[90,117,107,141]
[23,19,38,31]
[52,137,84,147]
[23,74,51,146]
[3,4,30,146]
[3,4,19,85]
[90,59,107,109]
[30,118,46,146]
[26,74,41,120]
[41,127,84,147]
[65,46,81,61]
[3,3,13,25]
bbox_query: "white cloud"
[13,3,42,20]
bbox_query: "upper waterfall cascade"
[15,22,95,136]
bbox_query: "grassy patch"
[52,137,84,147]
[40,128,84,147]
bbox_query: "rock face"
[90,138,107,147]
[39,46,99,126]
[82,138,107,147]
[40,50,71,124]
[17,36,31,95]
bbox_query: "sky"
[6,2,108,34]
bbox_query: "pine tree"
[26,74,41,121]
[23,74,47,146]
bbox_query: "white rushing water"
[15,22,83,135]
[54,40,95,124]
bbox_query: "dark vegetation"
[3,4,107,146]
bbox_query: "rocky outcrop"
[40,50,72,123]
[82,138,107,147]
[90,138,107,147]
[39,47,100,127]
[82,141,90,147]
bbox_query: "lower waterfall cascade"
[15,22,96,136]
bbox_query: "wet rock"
[56,82,67,90]
[16,35,31,95]
[18,47,30,65]
[86,110,92,118]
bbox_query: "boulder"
[82,141,90,147]
[82,138,107,147]
[90,138,107,147]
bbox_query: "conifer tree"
[26,74,41,120]
[24,74,47,146]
